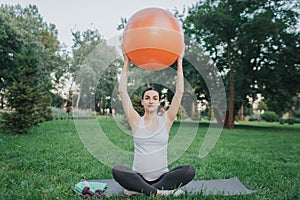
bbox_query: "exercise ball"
[122,7,184,70]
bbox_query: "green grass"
[0,117,299,199]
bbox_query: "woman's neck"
[143,111,158,120]
[143,112,159,131]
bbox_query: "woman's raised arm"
[118,56,140,132]
[165,55,184,127]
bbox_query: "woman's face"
[142,90,160,113]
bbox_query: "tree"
[71,29,119,111]
[1,4,70,98]
[0,6,22,108]
[2,45,52,133]
[0,4,69,133]
[185,0,300,129]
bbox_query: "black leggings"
[112,164,195,196]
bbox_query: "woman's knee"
[112,164,138,179]
[112,164,121,174]
[185,164,196,179]
[112,164,129,177]
[112,164,123,171]
[112,164,131,171]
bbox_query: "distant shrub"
[50,92,64,108]
[51,107,69,119]
[294,118,300,124]
[279,118,285,124]
[261,111,279,122]
[248,116,258,121]
[294,111,300,118]
[50,107,96,120]
[2,82,53,134]
[287,117,294,125]
[177,106,188,120]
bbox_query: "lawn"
[0,117,299,199]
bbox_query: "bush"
[279,118,285,124]
[176,105,188,120]
[294,111,300,118]
[287,117,294,125]
[50,92,64,108]
[248,116,259,121]
[294,118,300,123]
[2,82,53,134]
[261,111,279,122]
[51,107,69,119]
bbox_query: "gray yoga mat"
[78,177,255,197]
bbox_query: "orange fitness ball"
[122,8,184,70]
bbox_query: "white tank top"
[132,116,169,181]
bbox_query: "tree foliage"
[185,0,300,128]
[71,29,119,112]
[0,4,69,133]
[2,46,52,133]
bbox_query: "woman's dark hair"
[142,87,161,100]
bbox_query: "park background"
[1,0,300,199]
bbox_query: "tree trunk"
[76,90,80,109]
[239,102,244,121]
[227,39,235,130]
[191,101,195,119]
[0,92,3,109]
[99,100,103,115]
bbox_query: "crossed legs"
[112,164,195,196]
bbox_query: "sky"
[2,0,199,51]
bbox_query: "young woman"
[112,54,195,197]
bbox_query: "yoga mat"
[74,178,255,197]
[181,177,255,195]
